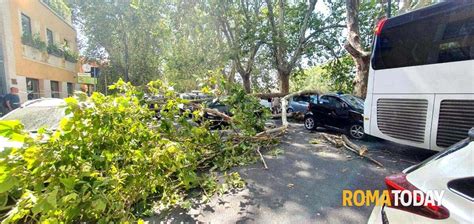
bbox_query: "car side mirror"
[469,127,474,141]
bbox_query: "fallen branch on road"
[341,135,384,167]
[256,146,268,169]
[341,135,368,156]
[322,133,343,147]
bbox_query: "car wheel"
[287,108,294,113]
[304,116,317,130]
[347,124,365,140]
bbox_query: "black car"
[303,93,365,139]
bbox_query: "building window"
[26,78,39,100]
[51,81,60,98]
[67,82,73,97]
[21,13,32,37]
[46,28,54,46]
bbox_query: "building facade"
[0,0,79,102]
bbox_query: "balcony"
[22,43,77,72]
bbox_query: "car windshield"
[2,105,66,132]
[340,95,364,110]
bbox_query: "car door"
[292,96,306,112]
[332,97,350,128]
[324,96,348,128]
[318,96,335,126]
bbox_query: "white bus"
[364,1,474,151]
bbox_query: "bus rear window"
[372,6,474,70]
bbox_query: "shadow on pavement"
[147,123,436,223]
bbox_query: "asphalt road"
[150,123,436,224]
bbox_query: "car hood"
[0,136,24,152]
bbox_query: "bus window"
[437,18,474,63]
[372,4,473,70]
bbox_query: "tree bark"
[242,73,251,93]
[344,0,370,99]
[352,55,370,98]
[279,70,290,94]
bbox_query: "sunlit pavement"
[151,123,435,224]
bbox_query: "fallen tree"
[0,80,276,223]
[319,133,384,167]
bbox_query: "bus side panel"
[372,60,473,95]
[430,94,474,151]
[370,94,435,149]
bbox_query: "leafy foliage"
[0,79,271,223]
[290,67,330,93]
[321,55,355,93]
[21,33,47,52]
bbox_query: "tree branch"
[288,0,317,69]
[303,24,346,44]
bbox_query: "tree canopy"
[70,0,438,95]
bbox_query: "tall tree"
[264,0,345,93]
[212,0,266,93]
[72,0,168,85]
[344,0,371,98]
[164,0,228,92]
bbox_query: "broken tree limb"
[340,135,384,167]
[341,135,367,156]
[189,102,233,122]
[252,92,287,99]
[256,146,268,169]
[202,108,232,122]
[256,126,287,137]
[321,133,343,148]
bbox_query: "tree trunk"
[242,73,251,93]
[279,70,290,94]
[345,0,370,99]
[352,55,370,98]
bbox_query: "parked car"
[368,128,474,223]
[287,95,314,113]
[1,98,66,132]
[259,98,272,110]
[303,93,365,139]
[0,98,66,151]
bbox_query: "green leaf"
[47,189,59,208]
[62,193,78,203]
[0,175,17,193]
[92,198,106,212]
[0,120,23,139]
[0,192,8,208]
[60,177,76,190]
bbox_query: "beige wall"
[4,0,79,101]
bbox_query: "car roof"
[22,98,65,107]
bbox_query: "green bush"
[0,79,269,223]
[63,48,78,63]
[47,44,64,57]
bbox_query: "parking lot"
[151,123,436,223]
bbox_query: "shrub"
[0,79,270,223]
[63,48,78,63]
[21,33,47,52]
[47,44,64,57]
